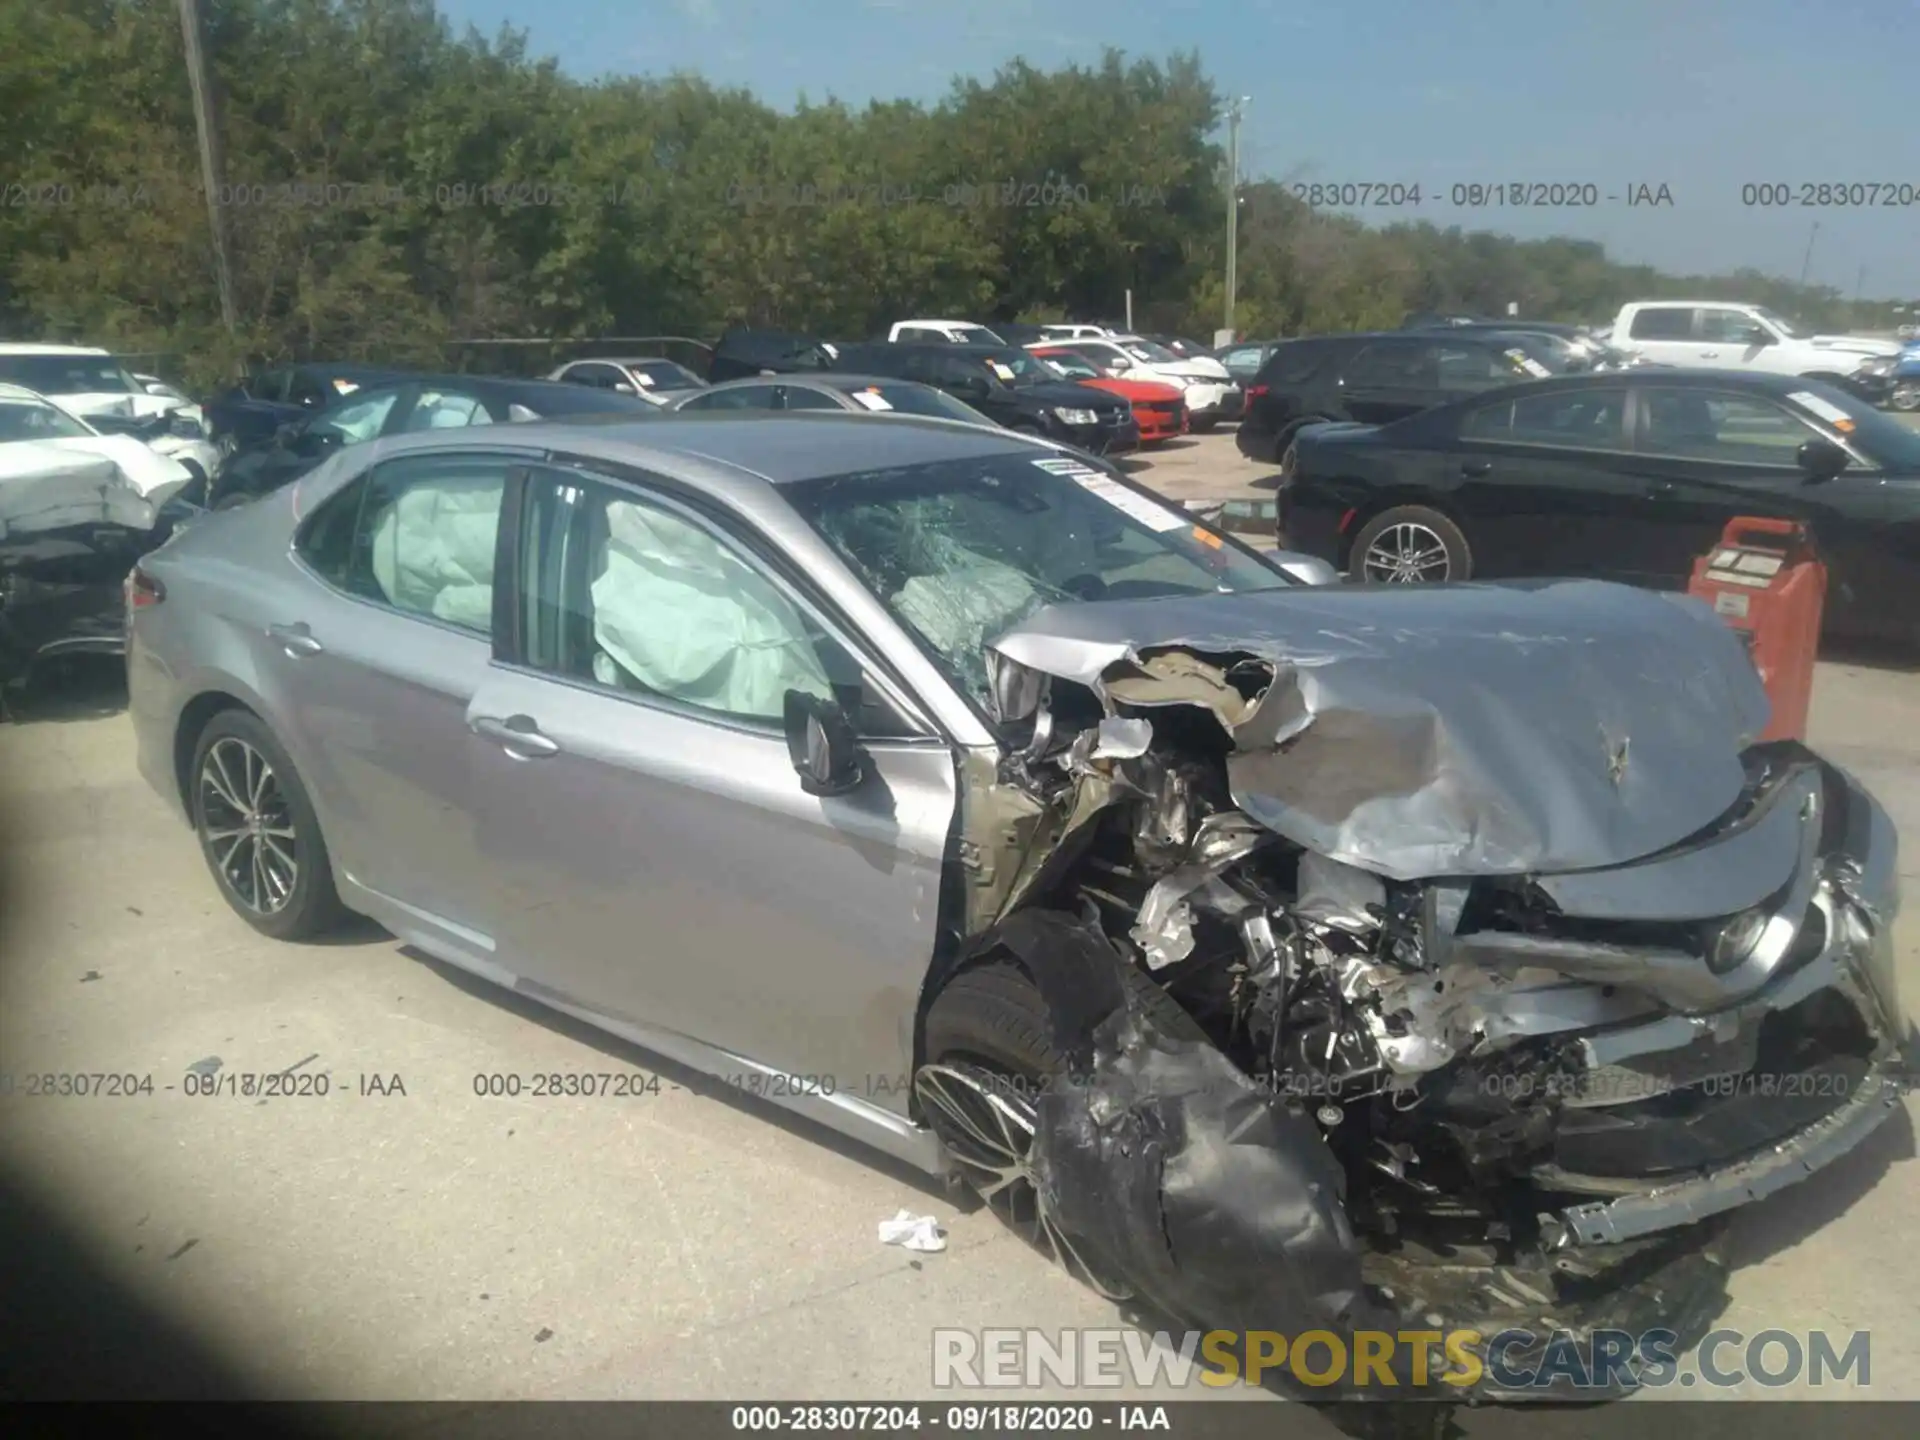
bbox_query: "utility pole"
[178,0,238,338]
[1222,97,1247,345]
[1796,220,1820,290]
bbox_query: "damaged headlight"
[1704,906,1768,974]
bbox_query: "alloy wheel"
[1361,522,1453,583]
[1890,382,1920,413]
[914,1061,1132,1299]
[198,737,299,914]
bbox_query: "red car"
[1031,346,1188,445]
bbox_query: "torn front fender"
[987,580,1771,879]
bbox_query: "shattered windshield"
[786,453,1290,704]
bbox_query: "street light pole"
[1223,96,1247,342]
[178,0,238,338]
[1796,220,1820,290]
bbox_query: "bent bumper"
[1536,768,1907,1247]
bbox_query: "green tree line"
[1,0,1905,390]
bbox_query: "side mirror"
[614,383,636,395]
[784,690,863,796]
[1108,356,1133,372]
[954,376,991,399]
[1797,436,1850,484]
[1740,325,1775,347]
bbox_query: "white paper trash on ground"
[878,1208,947,1253]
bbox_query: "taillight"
[1244,384,1269,401]
[126,565,164,611]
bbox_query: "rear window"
[1256,341,1337,386]
[837,382,983,421]
[512,385,657,418]
[1628,307,1694,341]
[0,353,139,396]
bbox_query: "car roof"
[0,343,110,356]
[705,373,925,391]
[1438,368,1824,400]
[350,412,1041,487]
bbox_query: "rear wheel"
[1890,381,1920,412]
[190,709,347,941]
[1348,505,1472,583]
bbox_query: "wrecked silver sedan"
[129,415,1905,1394]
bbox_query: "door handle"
[1646,479,1678,498]
[1460,460,1492,477]
[266,622,324,658]
[1699,351,1720,359]
[470,714,561,759]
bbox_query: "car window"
[310,389,403,444]
[1637,391,1820,465]
[0,397,96,441]
[513,472,854,727]
[0,352,138,395]
[399,389,493,432]
[779,386,842,411]
[1258,341,1333,385]
[1436,344,1542,391]
[1461,388,1627,448]
[295,452,512,634]
[1628,307,1694,341]
[1345,341,1438,387]
[289,372,337,407]
[1698,309,1761,343]
[249,369,291,402]
[560,364,614,388]
[1221,346,1266,376]
[690,385,777,410]
[787,454,1288,707]
[629,360,702,389]
[1036,352,1099,380]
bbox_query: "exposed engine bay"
[946,585,1908,1395]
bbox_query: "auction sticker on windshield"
[1032,456,1186,532]
[1506,349,1551,378]
[850,390,893,411]
[1789,391,1857,431]
[989,362,1017,381]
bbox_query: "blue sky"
[440,0,1920,298]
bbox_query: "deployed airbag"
[590,498,831,718]
[369,471,503,630]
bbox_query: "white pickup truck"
[887,319,1007,345]
[1609,301,1899,386]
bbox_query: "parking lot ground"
[1,431,1917,1412]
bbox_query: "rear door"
[463,464,957,1110]
[1449,385,1640,578]
[1622,305,1708,368]
[272,447,530,942]
[1338,339,1445,423]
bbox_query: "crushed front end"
[959,581,1909,1398]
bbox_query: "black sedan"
[1275,369,1920,642]
[210,373,655,506]
[204,362,417,453]
[669,373,997,425]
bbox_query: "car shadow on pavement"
[402,946,958,1204]
[1820,635,1920,674]
[1,654,129,725]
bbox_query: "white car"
[547,356,710,408]
[0,344,219,485]
[1609,302,1900,389]
[1030,335,1240,430]
[0,383,194,503]
[887,319,1008,345]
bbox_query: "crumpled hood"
[987,579,1772,879]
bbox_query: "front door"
[1338,339,1445,423]
[1618,387,1882,594]
[464,465,957,1110]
